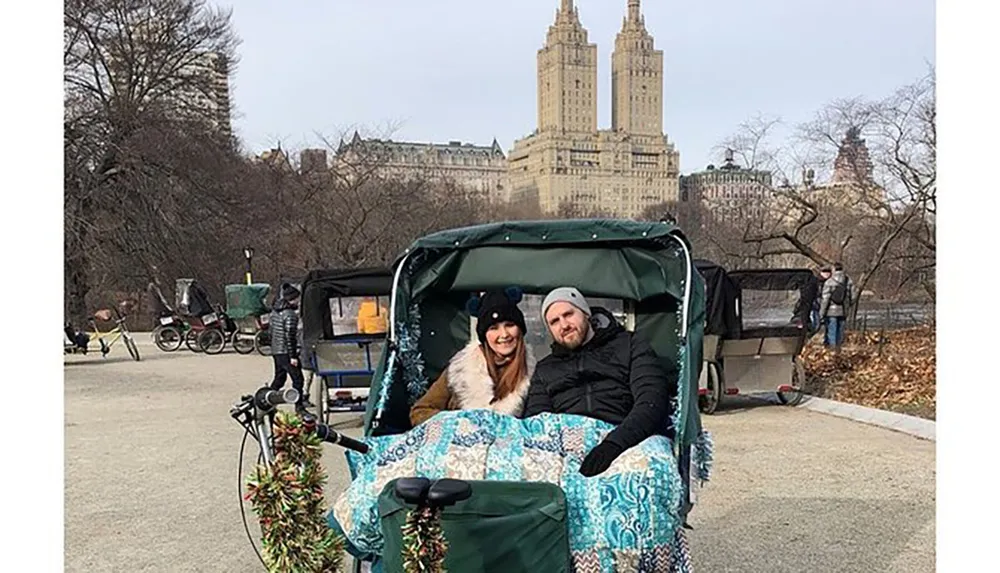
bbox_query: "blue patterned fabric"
[330,410,686,571]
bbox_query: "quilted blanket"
[331,410,691,572]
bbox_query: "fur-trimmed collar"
[446,339,535,417]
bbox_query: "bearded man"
[521,287,677,477]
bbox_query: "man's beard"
[559,325,589,349]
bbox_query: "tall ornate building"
[508,0,681,219]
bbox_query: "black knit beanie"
[468,287,527,343]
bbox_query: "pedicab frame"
[299,267,394,423]
[347,219,710,571]
[696,266,813,412]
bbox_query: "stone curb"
[796,395,935,442]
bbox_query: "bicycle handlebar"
[314,423,370,454]
[254,387,299,410]
[300,416,370,454]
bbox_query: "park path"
[64,340,934,572]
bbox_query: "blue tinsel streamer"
[398,302,429,405]
[693,429,714,484]
[372,347,397,425]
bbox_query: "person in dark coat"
[268,284,310,411]
[820,263,855,348]
[521,287,676,477]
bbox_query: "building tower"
[537,0,598,133]
[611,0,664,136]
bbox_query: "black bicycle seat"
[426,478,472,507]
[395,477,432,505]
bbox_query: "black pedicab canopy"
[175,279,213,318]
[694,259,741,339]
[300,267,394,367]
[727,268,817,338]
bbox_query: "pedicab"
[693,260,741,414]
[216,283,272,355]
[174,279,220,352]
[299,267,394,422]
[329,219,711,573]
[697,268,813,410]
[147,282,187,352]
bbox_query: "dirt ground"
[64,337,935,572]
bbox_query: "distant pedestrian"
[819,263,854,348]
[268,284,311,411]
[812,266,831,334]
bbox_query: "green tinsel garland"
[401,505,449,573]
[245,411,345,573]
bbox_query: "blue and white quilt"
[331,410,692,572]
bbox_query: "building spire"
[561,0,574,14]
[628,0,641,23]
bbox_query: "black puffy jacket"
[521,308,676,451]
[269,298,299,357]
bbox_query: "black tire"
[778,360,806,406]
[698,361,723,415]
[232,332,256,355]
[318,375,331,424]
[199,329,226,355]
[254,330,271,356]
[124,334,141,361]
[154,326,183,352]
[185,329,203,353]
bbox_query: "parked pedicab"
[693,260,741,414]
[299,267,393,422]
[233,219,712,573]
[697,266,813,412]
[147,282,188,352]
[203,283,272,355]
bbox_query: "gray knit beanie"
[541,287,591,322]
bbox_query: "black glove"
[579,441,624,477]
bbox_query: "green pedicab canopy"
[224,283,272,320]
[365,218,706,453]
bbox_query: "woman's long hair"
[481,327,529,402]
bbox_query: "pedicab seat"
[394,477,432,505]
[427,479,473,507]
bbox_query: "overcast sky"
[220,0,935,172]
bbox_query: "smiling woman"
[408,288,536,426]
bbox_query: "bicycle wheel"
[154,326,183,352]
[185,329,203,353]
[254,330,271,356]
[232,332,255,355]
[199,329,226,355]
[124,334,141,361]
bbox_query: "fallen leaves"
[801,325,936,420]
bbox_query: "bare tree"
[713,71,936,304]
[64,0,240,322]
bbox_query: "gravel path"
[65,340,934,572]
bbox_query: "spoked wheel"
[232,332,256,355]
[314,375,331,424]
[154,326,183,352]
[199,329,226,355]
[124,334,141,361]
[698,361,723,415]
[777,360,806,406]
[254,330,271,356]
[185,329,203,353]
